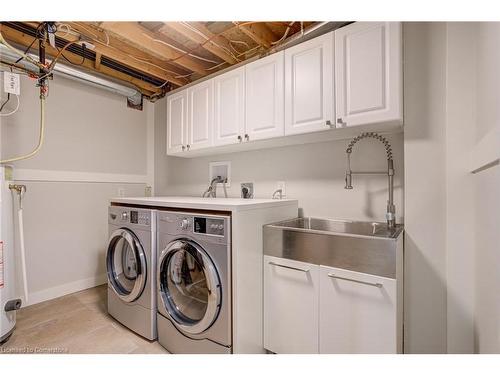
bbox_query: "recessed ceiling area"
[0,21,349,100]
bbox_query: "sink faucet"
[202,176,228,198]
[344,132,396,229]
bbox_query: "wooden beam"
[234,22,277,49]
[99,22,209,75]
[0,25,158,96]
[64,22,187,86]
[161,22,238,65]
[94,52,102,70]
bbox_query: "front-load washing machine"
[157,211,232,354]
[107,206,157,340]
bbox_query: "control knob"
[121,212,128,221]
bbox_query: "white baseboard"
[25,274,107,307]
[13,168,148,184]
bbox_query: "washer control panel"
[194,217,225,237]
[129,210,150,226]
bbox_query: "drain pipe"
[0,43,142,106]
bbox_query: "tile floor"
[0,285,168,354]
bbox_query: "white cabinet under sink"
[334,22,403,128]
[245,51,285,141]
[319,265,399,354]
[213,66,245,146]
[285,31,334,135]
[263,255,319,354]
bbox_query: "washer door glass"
[107,229,146,303]
[159,240,221,335]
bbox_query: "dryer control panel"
[194,217,225,237]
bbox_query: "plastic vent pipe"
[0,44,142,106]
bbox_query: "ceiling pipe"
[0,43,142,106]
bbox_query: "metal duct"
[0,43,142,106]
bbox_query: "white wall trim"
[25,274,107,307]
[13,168,148,184]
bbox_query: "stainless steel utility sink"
[275,217,404,239]
[264,218,404,279]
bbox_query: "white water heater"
[0,166,18,344]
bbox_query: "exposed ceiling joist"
[67,22,188,86]
[234,22,277,48]
[99,22,209,75]
[162,22,238,65]
[0,26,158,96]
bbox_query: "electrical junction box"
[3,72,20,96]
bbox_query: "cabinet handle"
[269,261,309,273]
[244,134,249,141]
[336,118,347,127]
[237,135,242,142]
[182,145,186,151]
[327,273,383,288]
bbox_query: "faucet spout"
[344,132,396,228]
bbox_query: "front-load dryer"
[157,211,232,354]
[107,206,157,340]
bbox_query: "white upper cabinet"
[213,66,245,146]
[319,265,398,354]
[264,256,319,354]
[245,51,285,141]
[187,79,213,151]
[285,32,334,135]
[166,90,188,155]
[335,22,402,128]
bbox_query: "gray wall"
[472,22,500,354]
[403,22,448,353]
[0,74,149,305]
[403,22,500,354]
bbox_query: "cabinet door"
[319,265,398,353]
[335,22,402,128]
[245,52,285,141]
[187,79,213,151]
[166,90,188,155]
[285,32,334,135]
[264,255,319,354]
[213,67,245,146]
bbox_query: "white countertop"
[110,196,298,212]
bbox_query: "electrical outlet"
[3,72,20,95]
[277,181,286,198]
[145,186,152,197]
[241,182,254,199]
[118,188,125,197]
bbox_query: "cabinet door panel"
[335,22,402,128]
[188,80,213,150]
[285,32,334,135]
[264,255,319,354]
[214,67,245,146]
[166,90,187,155]
[319,265,397,353]
[245,52,285,141]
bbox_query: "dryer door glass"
[107,229,147,303]
[159,240,221,335]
